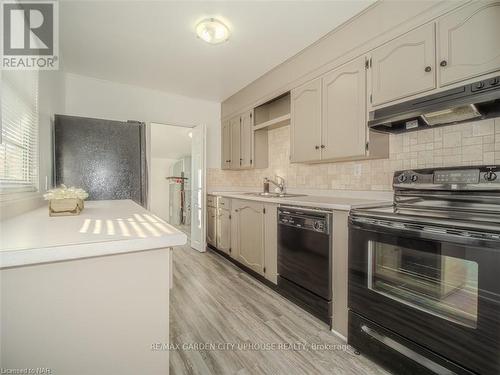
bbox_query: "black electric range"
[348,165,500,375]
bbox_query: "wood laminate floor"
[170,245,389,375]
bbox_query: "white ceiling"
[60,1,374,102]
[150,123,192,160]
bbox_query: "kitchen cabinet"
[230,116,241,169]
[240,110,253,168]
[216,197,231,255]
[207,206,217,247]
[231,199,265,275]
[322,57,367,160]
[290,60,387,163]
[369,23,436,107]
[221,120,232,169]
[263,203,278,284]
[290,78,322,163]
[222,110,263,170]
[331,210,349,338]
[438,0,500,87]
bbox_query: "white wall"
[2,71,220,220]
[63,73,221,169]
[149,157,176,222]
[1,70,65,220]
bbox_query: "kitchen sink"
[243,192,306,198]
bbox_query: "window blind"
[0,71,39,194]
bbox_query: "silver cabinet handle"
[360,325,454,375]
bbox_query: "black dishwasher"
[277,206,332,324]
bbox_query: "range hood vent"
[369,76,500,133]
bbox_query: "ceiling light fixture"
[196,18,230,45]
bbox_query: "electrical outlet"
[354,164,362,177]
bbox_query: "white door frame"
[146,122,206,252]
[189,123,207,252]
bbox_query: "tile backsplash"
[208,118,500,192]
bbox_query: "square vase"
[48,198,84,216]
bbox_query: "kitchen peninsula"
[0,200,187,375]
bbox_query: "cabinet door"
[438,1,500,86]
[230,116,241,170]
[322,57,367,160]
[290,78,322,163]
[216,209,231,255]
[233,200,265,274]
[206,206,217,247]
[370,23,436,106]
[240,110,253,168]
[263,203,278,284]
[221,120,232,170]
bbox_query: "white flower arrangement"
[43,185,89,201]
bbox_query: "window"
[368,241,479,328]
[0,71,39,194]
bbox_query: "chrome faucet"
[264,176,285,194]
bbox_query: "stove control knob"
[474,81,485,90]
[313,221,324,232]
[411,175,419,182]
[485,171,498,182]
[397,174,408,183]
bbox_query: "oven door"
[349,218,500,375]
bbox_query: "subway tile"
[461,144,484,162]
[462,137,483,146]
[443,132,462,148]
[208,120,500,192]
[484,152,495,164]
[417,129,434,144]
[472,119,495,137]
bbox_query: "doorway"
[148,122,206,252]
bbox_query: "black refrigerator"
[54,115,147,206]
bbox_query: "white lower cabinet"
[263,203,278,284]
[231,200,265,275]
[216,208,231,255]
[207,206,217,247]
[214,198,277,283]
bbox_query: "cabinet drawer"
[217,197,231,210]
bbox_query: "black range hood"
[368,75,500,133]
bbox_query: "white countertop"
[210,191,391,211]
[0,200,187,268]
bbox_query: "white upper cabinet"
[438,0,500,87]
[290,78,322,163]
[370,23,436,106]
[240,110,253,168]
[322,57,367,160]
[230,115,241,169]
[221,120,232,170]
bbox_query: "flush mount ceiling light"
[196,18,230,45]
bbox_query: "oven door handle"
[360,325,456,375]
[350,216,500,248]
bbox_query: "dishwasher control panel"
[278,207,330,234]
